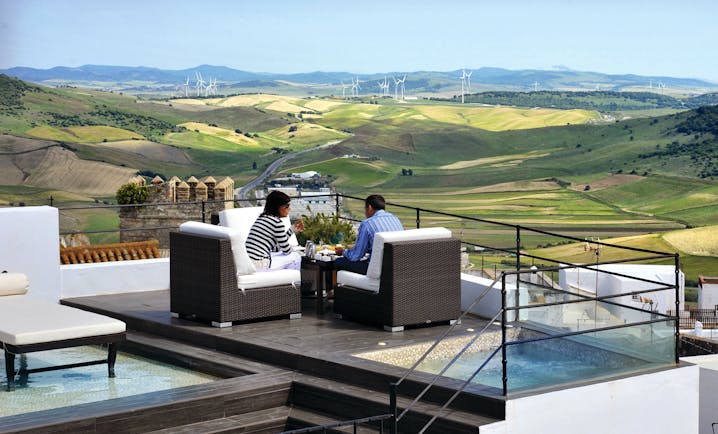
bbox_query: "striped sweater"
[245,214,294,261]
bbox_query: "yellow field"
[26,125,143,143]
[265,100,308,114]
[264,123,349,143]
[440,151,553,170]
[216,94,303,108]
[24,147,137,195]
[304,100,345,112]
[93,140,193,164]
[178,122,261,147]
[663,226,718,256]
[414,105,598,131]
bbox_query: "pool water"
[0,346,219,417]
[416,345,643,391]
[356,330,667,392]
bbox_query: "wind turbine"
[459,69,472,103]
[340,81,350,99]
[533,81,539,92]
[392,76,400,100]
[195,72,206,96]
[399,75,406,100]
[351,77,361,98]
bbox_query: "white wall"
[461,273,520,322]
[0,206,61,301]
[61,258,169,298]
[698,283,718,310]
[559,264,684,315]
[480,364,699,434]
[683,355,718,434]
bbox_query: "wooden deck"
[0,290,506,433]
[62,290,505,409]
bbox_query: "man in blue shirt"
[334,194,404,275]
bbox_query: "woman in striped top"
[245,191,304,271]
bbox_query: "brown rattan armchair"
[170,230,301,327]
[334,235,461,332]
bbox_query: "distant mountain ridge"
[2,64,717,92]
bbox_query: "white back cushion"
[179,221,255,275]
[366,227,452,279]
[0,272,29,296]
[280,216,299,246]
[219,207,263,241]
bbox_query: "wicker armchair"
[334,236,461,332]
[170,231,301,327]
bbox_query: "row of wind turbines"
[340,75,408,101]
[175,72,219,97]
[341,69,473,103]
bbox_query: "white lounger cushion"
[365,227,452,279]
[0,295,126,346]
[337,271,381,293]
[0,273,30,296]
[180,221,255,275]
[236,269,300,290]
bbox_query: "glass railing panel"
[503,319,676,392]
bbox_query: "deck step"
[146,406,291,434]
[291,373,499,433]
[286,407,382,433]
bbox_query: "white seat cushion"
[0,273,29,296]
[179,221,255,275]
[0,295,126,346]
[337,271,381,293]
[366,227,452,279]
[236,269,300,290]
[219,207,263,241]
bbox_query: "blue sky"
[1,0,717,81]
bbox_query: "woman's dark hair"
[365,194,386,211]
[263,190,291,217]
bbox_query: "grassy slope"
[2,84,718,274]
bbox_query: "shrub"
[297,213,356,246]
[115,183,149,205]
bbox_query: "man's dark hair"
[263,190,291,217]
[365,194,386,211]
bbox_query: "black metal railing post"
[389,382,398,434]
[415,208,420,229]
[675,253,681,364]
[501,273,508,396]
[201,200,206,223]
[515,225,521,273]
[48,195,54,207]
[335,193,340,218]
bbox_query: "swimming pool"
[355,327,672,392]
[0,346,219,417]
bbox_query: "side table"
[301,256,336,315]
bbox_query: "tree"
[252,161,257,170]
[407,169,413,176]
[116,183,148,205]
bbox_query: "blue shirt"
[343,210,403,261]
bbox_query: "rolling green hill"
[1,76,718,262]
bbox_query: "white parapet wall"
[461,273,521,322]
[61,258,169,299]
[0,206,61,302]
[559,264,684,316]
[682,355,718,434]
[480,364,699,434]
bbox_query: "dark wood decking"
[61,290,505,412]
[1,290,505,433]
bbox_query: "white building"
[698,275,718,310]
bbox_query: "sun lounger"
[0,273,126,391]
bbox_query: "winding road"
[235,140,343,203]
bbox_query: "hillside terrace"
[0,198,710,433]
